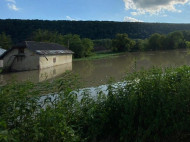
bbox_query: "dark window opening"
[16,56,24,62]
[53,57,56,63]
[18,48,24,54]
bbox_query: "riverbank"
[0,66,190,141]
[73,51,124,61]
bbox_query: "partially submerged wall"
[3,49,72,71]
[3,48,40,71]
[39,54,72,69]
[0,60,3,68]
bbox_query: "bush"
[0,67,190,141]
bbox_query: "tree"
[165,31,185,49]
[31,29,64,45]
[62,34,84,58]
[0,32,12,50]
[63,34,93,58]
[31,30,94,58]
[147,33,166,51]
[186,41,190,48]
[134,39,148,51]
[82,38,94,57]
[93,39,112,51]
[112,33,135,52]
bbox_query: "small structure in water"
[0,41,74,72]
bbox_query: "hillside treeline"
[1,19,190,43]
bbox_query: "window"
[16,56,24,62]
[18,48,24,54]
[53,57,56,63]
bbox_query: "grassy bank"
[73,51,124,61]
[0,66,190,141]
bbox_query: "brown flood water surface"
[1,49,190,87]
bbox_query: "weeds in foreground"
[0,66,190,142]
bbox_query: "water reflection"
[72,49,190,87]
[1,49,190,87]
[0,62,72,84]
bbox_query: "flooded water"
[1,49,190,87]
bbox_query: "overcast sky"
[0,0,190,23]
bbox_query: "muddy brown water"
[1,49,190,87]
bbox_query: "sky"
[0,0,190,23]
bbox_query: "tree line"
[93,31,190,52]
[1,30,190,58]
[1,19,190,43]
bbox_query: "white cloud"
[7,3,19,11]
[123,0,190,15]
[66,16,76,21]
[131,12,137,16]
[162,14,168,17]
[124,16,143,22]
[6,0,16,3]
[5,0,20,11]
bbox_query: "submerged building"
[0,41,74,71]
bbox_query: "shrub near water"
[0,67,190,142]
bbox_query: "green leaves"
[63,34,94,58]
[31,30,94,58]
[0,32,12,50]
[112,33,136,52]
[31,29,65,45]
[1,67,190,141]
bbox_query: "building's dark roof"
[0,41,74,59]
[26,41,73,55]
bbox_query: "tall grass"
[0,66,190,142]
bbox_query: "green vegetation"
[31,29,65,45]
[31,30,94,58]
[73,52,123,61]
[62,34,94,58]
[145,31,186,50]
[1,19,190,43]
[93,39,112,51]
[111,31,190,52]
[186,41,190,48]
[1,20,190,58]
[30,30,190,59]
[0,66,190,141]
[0,32,12,50]
[112,33,136,52]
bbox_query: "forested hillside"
[1,19,190,43]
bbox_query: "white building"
[0,41,73,71]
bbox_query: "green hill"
[1,19,190,43]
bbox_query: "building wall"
[3,48,40,71]
[3,49,18,68]
[39,54,72,69]
[39,62,72,82]
[0,62,72,83]
[0,60,3,68]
